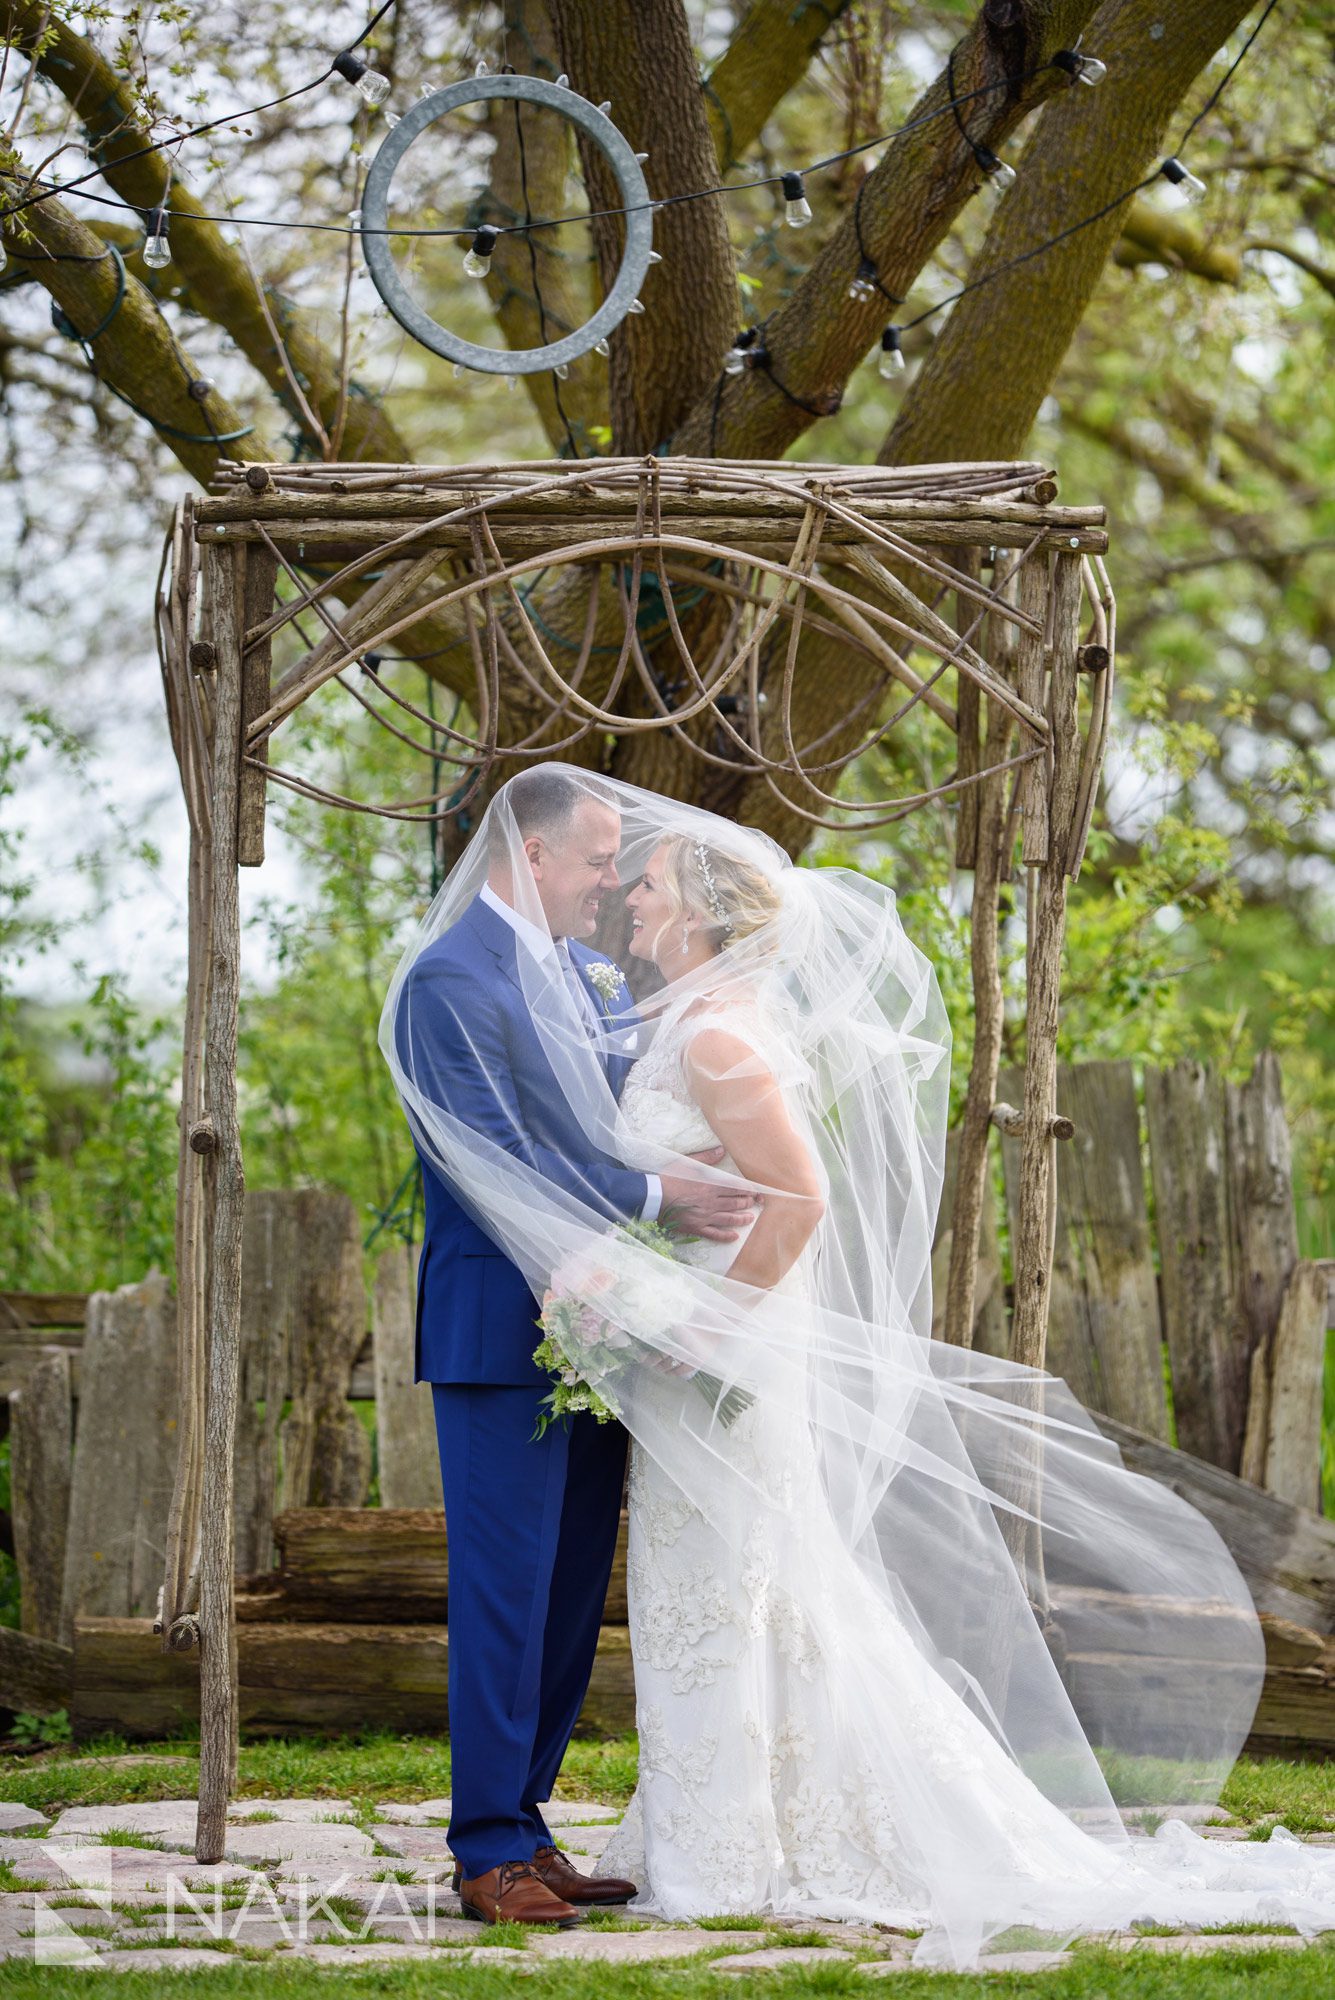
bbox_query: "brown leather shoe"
[457,1858,583,1927]
[531,1841,637,1905]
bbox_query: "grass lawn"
[0,1730,1331,1994]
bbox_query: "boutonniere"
[585,961,627,1015]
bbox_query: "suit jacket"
[394,893,647,1385]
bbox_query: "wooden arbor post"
[194,540,247,1858]
[156,529,276,1864]
[1010,550,1085,1378]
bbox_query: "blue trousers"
[431,1383,627,1877]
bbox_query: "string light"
[1053,48,1108,87]
[878,325,906,378]
[142,209,172,268]
[848,260,880,303]
[332,51,391,109]
[462,224,497,277]
[1159,156,1208,204]
[781,171,812,228]
[724,326,759,375]
[975,146,1016,193]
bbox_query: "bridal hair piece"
[654,832,781,951]
[381,764,1269,1970]
[694,841,734,939]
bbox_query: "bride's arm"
[684,1027,825,1291]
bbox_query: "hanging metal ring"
[359,73,656,375]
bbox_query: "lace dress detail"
[598,1003,1335,1960]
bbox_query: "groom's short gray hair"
[492,767,617,858]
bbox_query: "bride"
[384,767,1335,1969]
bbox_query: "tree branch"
[668,0,1100,459]
[0,190,270,484]
[704,0,855,170]
[3,0,408,465]
[1113,196,1241,282]
[881,0,1258,466]
[1244,236,1335,301]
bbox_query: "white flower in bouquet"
[532,1218,751,1439]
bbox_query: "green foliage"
[7,1709,72,1748]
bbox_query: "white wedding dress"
[597,1001,1335,1967]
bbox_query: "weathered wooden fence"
[2,1052,1331,1747]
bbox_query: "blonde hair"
[655,835,781,951]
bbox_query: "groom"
[393,768,755,1927]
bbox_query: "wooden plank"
[236,543,278,867]
[277,1191,372,1513]
[72,1618,634,1743]
[234,1191,300,1578]
[243,1507,630,1626]
[0,1624,73,1717]
[9,1349,73,1644]
[1144,1061,1247,1470]
[931,1125,1008,1356]
[371,1246,442,1511]
[58,1271,179,1632]
[0,1293,88,1328]
[1233,1051,1303,1487]
[1096,1414,1335,1633]
[1251,1262,1329,1512]
[999,1062,1169,1437]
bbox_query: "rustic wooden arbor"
[154,455,1113,1858]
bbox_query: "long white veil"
[380,764,1275,1966]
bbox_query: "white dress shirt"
[478,884,661,1222]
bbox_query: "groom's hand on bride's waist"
[658,1147,761,1241]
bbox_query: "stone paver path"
[0,1794,1331,1973]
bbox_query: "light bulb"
[977,148,1016,192]
[628,298,645,314]
[878,326,906,379]
[332,52,392,108]
[634,151,649,164]
[597,100,611,116]
[142,215,171,269]
[452,363,463,379]
[724,327,756,376]
[594,338,610,357]
[781,171,812,228]
[463,225,498,277]
[646,249,662,265]
[1054,48,1107,86]
[847,259,878,303]
[384,109,401,127]
[555,73,569,89]
[505,373,518,392]
[1161,156,1207,204]
[348,207,362,226]
[554,362,569,380]
[475,60,489,77]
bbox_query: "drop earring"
[680,921,691,956]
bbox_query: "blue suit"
[393,893,646,1876]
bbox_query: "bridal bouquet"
[532,1217,752,1438]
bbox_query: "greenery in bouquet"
[532,1217,751,1439]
